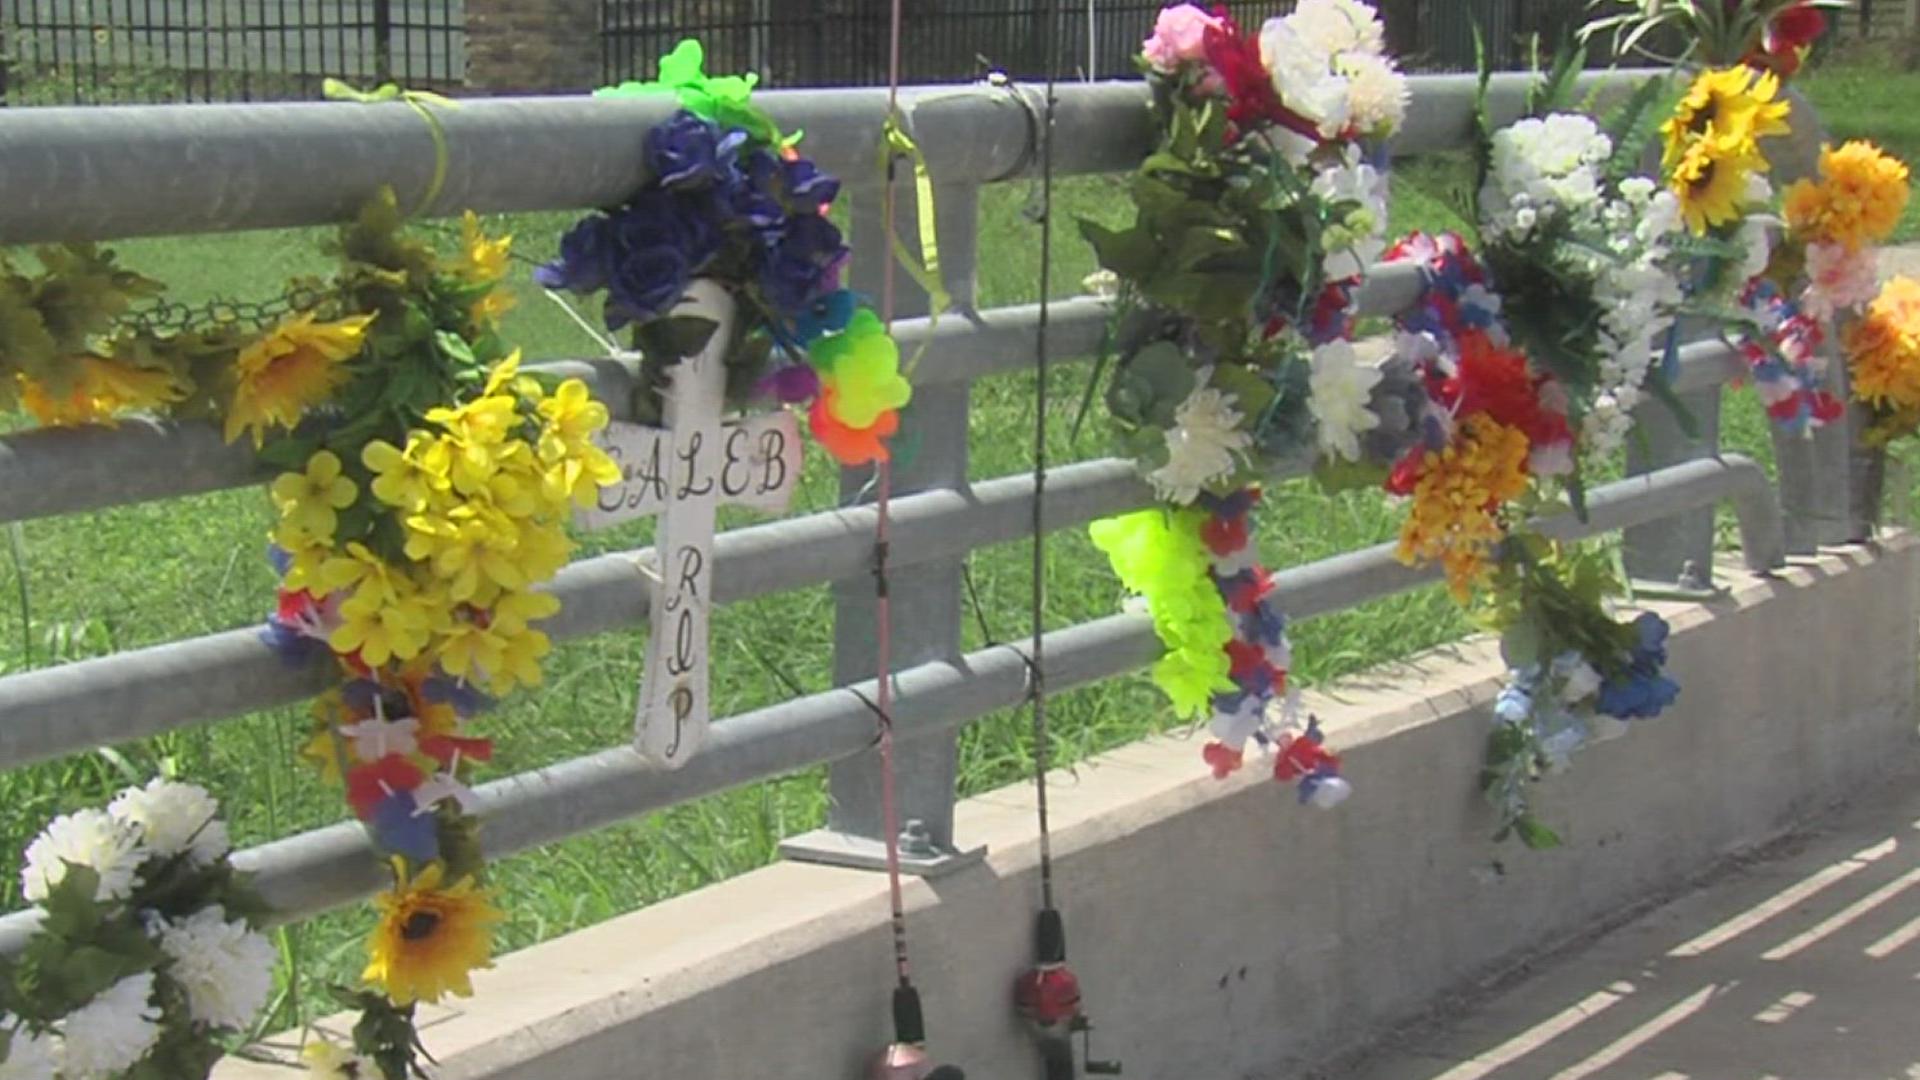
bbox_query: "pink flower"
[1802,241,1880,322]
[1143,3,1222,73]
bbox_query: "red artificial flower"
[276,589,318,622]
[1223,567,1274,613]
[346,755,426,820]
[1201,8,1323,144]
[1385,448,1425,496]
[1442,331,1573,452]
[1202,740,1245,779]
[1273,732,1339,783]
[1201,512,1251,556]
[1768,3,1827,52]
[420,734,495,769]
[1225,639,1266,680]
[1812,391,1846,423]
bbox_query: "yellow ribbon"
[877,111,950,369]
[323,79,459,218]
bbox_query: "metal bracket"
[780,818,987,878]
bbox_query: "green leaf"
[433,329,476,368]
[1079,220,1160,281]
[1516,814,1564,850]
[633,315,720,365]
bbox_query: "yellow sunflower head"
[1662,66,1792,174]
[363,858,502,1007]
[225,311,376,447]
[1669,134,1766,236]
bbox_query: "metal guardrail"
[0,72,1810,956]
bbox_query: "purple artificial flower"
[1595,614,1680,720]
[370,791,441,863]
[259,618,325,667]
[1240,603,1288,647]
[646,111,748,190]
[759,362,822,404]
[536,215,619,294]
[266,544,293,577]
[760,213,849,316]
[726,148,791,239]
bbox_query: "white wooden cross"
[574,279,803,769]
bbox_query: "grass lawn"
[0,56,1912,1034]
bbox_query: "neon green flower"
[813,308,912,430]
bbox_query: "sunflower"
[363,859,502,1006]
[224,312,376,447]
[1784,140,1912,252]
[18,355,185,427]
[1661,66,1791,174]
[1670,136,1766,235]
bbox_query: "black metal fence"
[2,0,465,104]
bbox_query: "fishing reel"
[1013,910,1122,1078]
[870,986,966,1080]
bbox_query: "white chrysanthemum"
[1313,150,1390,277]
[0,1018,57,1080]
[21,808,145,904]
[1287,0,1386,56]
[1081,269,1119,299]
[1309,341,1384,462]
[59,973,161,1080]
[1337,50,1407,137]
[1147,385,1251,505]
[109,779,229,870]
[157,905,276,1031]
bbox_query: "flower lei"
[1085,0,1409,799]
[538,39,911,467]
[1378,232,1680,847]
[237,193,619,1077]
[0,781,273,1080]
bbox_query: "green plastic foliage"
[596,39,790,148]
[1089,507,1234,718]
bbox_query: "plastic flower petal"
[271,450,358,541]
[1783,140,1912,252]
[809,389,899,466]
[809,307,912,428]
[1309,340,1383,462]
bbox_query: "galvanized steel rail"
[0,68,1816,953]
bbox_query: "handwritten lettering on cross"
[574,280,802,769]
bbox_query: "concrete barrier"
[220,536,1920,1080]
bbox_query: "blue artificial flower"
[370,791,440,863]
[259,618,324,667]
[792,288,858,344]
[724,147,790,240]
[1241,602,1288,647]
[646,111,747,190]
[597,190,726,329]
[760,213,848,316]
[535,215,619,294]
[1212,688,1252,715]
[423,675,495,718]
[266,544,292,577]
[1493,681,1534,726]
[780,155,841,208]
[1595,614,1680,720]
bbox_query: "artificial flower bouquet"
[0,782,273,1080]
[1583,0,1846,79]
[1086,0,1411,801]
[538,39,910,467]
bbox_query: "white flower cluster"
[1148,380,1252,506]
[1258,0,1408,142]
[1482,115,1694,457]
[1313,144,1392,280]
[1309,339,1383,462]
[3,781,274,1080]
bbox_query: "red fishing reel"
[1013,910,1122,1078]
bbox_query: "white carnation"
[109,779,229,870]
[1309,340,1384,462]
[157,906,276,1031]
[0,1018,57,1080]
[1259,18,1352,138]
[1147,384,1251,505]
[21,808,145,904]
[59,974,161,1079]
[1287,0,1386,56]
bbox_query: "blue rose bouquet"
[538,40,911,465]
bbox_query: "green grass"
[0,56,1909,1035]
